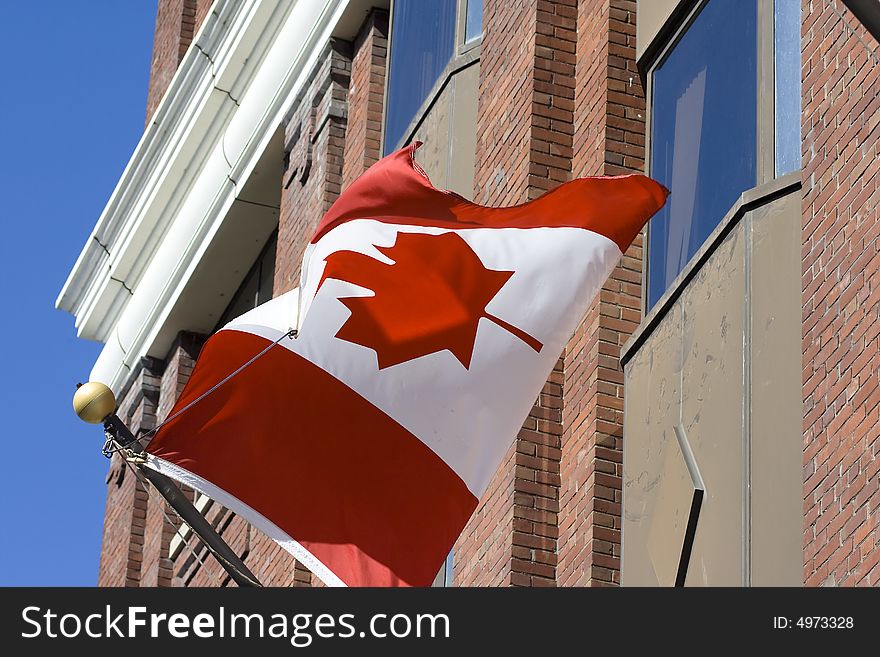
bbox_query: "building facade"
[57,0,879,586]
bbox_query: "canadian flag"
[144,143,667,587]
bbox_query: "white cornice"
[57,0,246,335]
[57,0,362,392]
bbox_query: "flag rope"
[139,328,298,442]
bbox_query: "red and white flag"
[144,143,667,586]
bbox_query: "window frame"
[458,0,483,54]
[642,0,798,314]
[381,0,483,156]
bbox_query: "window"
[215,233,277,329]
[647,0,758,310]
[384,0,458,153]
[464,0,483,43]
[774,0,801,176]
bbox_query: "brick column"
[455,0,577,587]
[556,0,645,588]
[193,0,213,33]
[274,40,352,294]
[342,9,388,190]
[141,333,204,587]
[96,359,162,586]
[801,0,880,586]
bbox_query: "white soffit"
[56,0,359,392]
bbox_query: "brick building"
[57,0,879,587]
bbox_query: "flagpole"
[73,382,263,588]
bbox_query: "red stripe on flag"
[146,330,478,587]
[312,142,669,252]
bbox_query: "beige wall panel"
[644,424,699,586]
[749,194,803,586]
[623,180,802,586]
[679,227,745,586]
[412,83,452,188]
[636,0,682,61]
[622,303,683,586]
[447,64,479,199]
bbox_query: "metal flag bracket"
[75,383,263,588]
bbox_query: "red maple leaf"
[317,231,543,369]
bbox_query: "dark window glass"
[384,0,457,154]
[647,0,757,309]
[465,0,483,42]
[215,234,277,329]
[774,0,800,176]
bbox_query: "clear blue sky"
[0,2,157,585]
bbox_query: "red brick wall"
[141,334,204,587]
[472,0,535,207]
[342,10,388,191]
[557,0,644,587]
[455,0,644,588]
[145,0,199,125]
[96,360,161,586]
[801,0,880,586]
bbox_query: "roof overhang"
[57,0,383,392]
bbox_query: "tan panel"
[411,83,452,188]
[645,426,698,586]
[447,64,479,199]
[679,227,745,586]
[749,193,803,586]
[622,303,682,586]
[636,0,682,62]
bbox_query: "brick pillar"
[342,9,388,190]
[274,40,352,294]
[454,0,577,587]
[556,0,645,588]
[801,0,880,586]
[96,358,162,586]
[141,333,204,587]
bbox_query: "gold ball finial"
[73,381,117,424]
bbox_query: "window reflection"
[774,0,801,176]
[647,0,757,309]
[465,0,483,43]
[384,0,457,154]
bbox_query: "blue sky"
[0,2,157,585]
